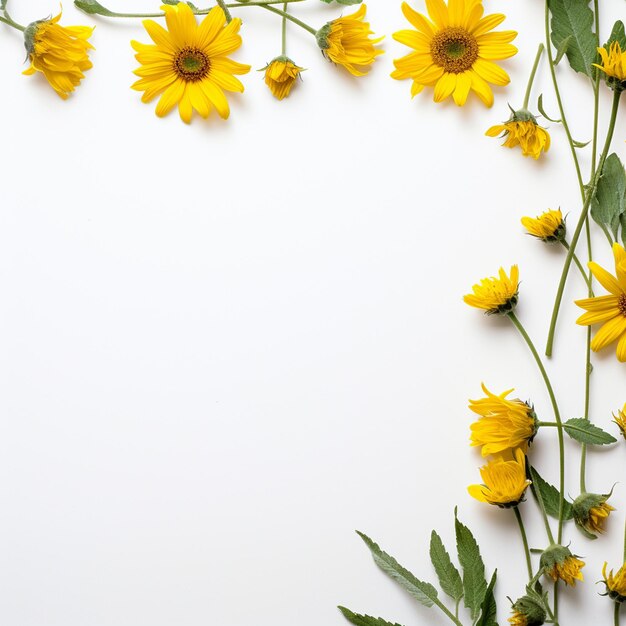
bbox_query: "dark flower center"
[174,47,210,81]
[619,293,626,316]
[430,27,479,73]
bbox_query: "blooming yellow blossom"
[464,265,519,314]
[613,404,626,439]
[22,12,94,99]
[544,553,585,586]
[469,384,537,456]
[391,0,517,106]
[316,5,383,76]
[575,243,626,362]
[594,41,626,88]
[468,448,531,507]
[262,57,303,100]
[603,561,626,602]
[521,209,565,242]
[131,4,251,123]
[486,115,551,159]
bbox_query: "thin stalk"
[523,44,545,109]
[529,464,556,544]
[560,241,592,291]
[514,506,533,581]
[216,0,233,22]
[281,1,287,55]
[545,89,622,357]
[509,312,565,543]
[591,0,600,175]
[615,602,621,626]
[0,12,24,30]
[260,4,317,35]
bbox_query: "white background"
[0,0,625,624]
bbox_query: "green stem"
[615,602,621,626]
[216,0,233,22]
[281,1,287,55]
[560,241,593,291]
[260,4,317,35]
[553,582,560,625]
[432,597,464,626]
[523,43,545,109]
[509,312,565,543]
[514,506,533,581]
[545,89,622,357]
[591,0,601,175]
[0,12,24,30]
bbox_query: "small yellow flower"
[541,546,585,586]
[613,404,626,439]
[464,265,519,315]
[508,594,546,626]
[22,12,94,99]
[575,243,626,362]
[573,492,615,536]
[316,5,384,77]
[521,209,565,242]
[594,41,626,89]
[469,384,537,457]
[508,613,527,626]
[131,4,251,123]
[468,448,531,507]
[603,561,626,603]
[391,0,517,106]
[486,111,550,159]
[262,56,303,100]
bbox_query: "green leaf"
[564,418,618,445]
[455,511,487,620]
[548,0,597,77]
[320,0,363,4]
[572,139,591,148]
[74,0,116,15]
[429,531,463,602]
[604,20,626,51]
[357,532,438,608]
[476,571,498,626]
[554,34,572,65]
[591,153,626,240]
[338,607,405,626]
[529,466,574,520]
[537,94,561,123]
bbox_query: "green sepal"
[337,607,405,626]
[563,417,618,445]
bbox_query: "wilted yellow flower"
[316,5,384,76]
[541,545,585,586]
[613,404,626,439]
[602,561,626,602]
[573,492,615,536]
[22,12,94,99]
[575,243,626,362]
[262,56,303,100]
[131,4,251,123]
[468,448,531,507]
[486,112,550,159]
[464,265,519,315]
[391,0,517,106]
[508,594,546,626]
[594,41,626,89]
[521,209,565,242]
[469,384,537,456]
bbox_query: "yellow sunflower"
[603,561,626,603]
[23,12,94,99]
[391,0,517,106]
[540,544,585,587]
[575,243,626,362]
[521,209,565,242]
[262,56,303,100]
[613,404,626,439]
[464,265,519,314]
[594,41,626,88]
[486,114,551,159]
[131,4,251,123]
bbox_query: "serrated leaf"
[564,418,618,445]
[338,607,405,626]
[74,0,116,15]
[429,531,463,602]
[476,571,498,626]
[537,94,561,123]
[529,466,574,520]
[320,0,363,4]
[357,532,438,608]
[605,20,626,52]
[591,153,626,240]
[548,0,597,77]
[455,512,487,620]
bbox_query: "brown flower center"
[619,293,626,317]
[174,47,210,81]
[430,27,479,73]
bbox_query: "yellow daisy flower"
[603,561,626,603]
[464,265,519,315]
[594,41,626,89]
[575,243,626,362]
[613,404,626,439]
[486,113,551,159]
[131,4,251,123]
[521,209,565,242]
[541,544,585,586]
[22,12,94,99]
[468,448,531,507]
[572,492,615,536]
[391,0,517,106]
[316,5,384,77]
[262,56,303,100]
[469,384,537,457]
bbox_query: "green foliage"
[475,571,498,626]
[320,0,363,4]
[604,20,626,51]
[564,418,618,445]
[591,153,626,242]
[455,510,488,620]
[74,0,115,16]
[429,531,463,602]
[548,0,597,77]
[529,465,574,520]
[338,607,405,626]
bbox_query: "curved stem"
[0,12,24,30]
[560,241,592,291]
[523,44,545,109]
[260,4,317,35]
[509,312,565,543]
[514,506,533,581]
[545,89,622,357]
[216,0,233,22]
